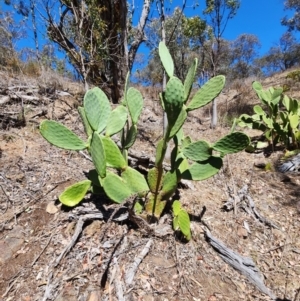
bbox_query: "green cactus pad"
[169,108,187,138]
[40,120,87,150]
[164,77,185,122]
[101,136,126,169]
[186,75,225,111]
[121,167,149,195]
[182,136,192,148]
[174,128,184,146]
[106,105,128,137]
[184,58,198,101]
[158,41,174,78]
[283,96,299,113]
[161,170,178,200]
[127,87,143,124]
[59,180,91,207]
[84,87,111,133]
[176,209,191,240]
[289,114,299,129]
[178,157,189,174]
[172,200,181,216]
[102,171,132,203]
[88,169,101,187]
[182,156,222,181]
[252,81,263,92]
[90,132,106,178]
[78,106,93,137]
[213,132,250,155]
[182,140,212,161]
[124,124,137,149]
[253,105,264,116]
[147,167,160,193]
[155,139,165,167]
[145,192,166,218]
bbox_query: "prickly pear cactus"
[40,43,250,241]
[40,80,147,207]
[142,42,250,235]
[238,81,300,149]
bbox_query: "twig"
[125,238,153,285]
[54,213,104,267]
[31,233,53,266]
[42,271,54,301]
[0,183,12,213]
[1,271,21,298]
[114,259,125,301]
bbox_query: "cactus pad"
[90,132,106,178]
[184,58,198,101]
[187,75,225,111]
[147,167,160,193]
[158,41,174,78]
[106,105,128,137]
[40,120,87,150]
[182,156,222,180]
[164,77,185,121]
[169,108,187,138]
[78,106,93,137]
[84,87,111,132]
[121,167,149,195]
[213,132,250,155]
[124,124,138,149]
[102,171,132,203]
[59,180,91,207]
[127,87,143,124]
[102,136,127,169]
[183,140,212,161]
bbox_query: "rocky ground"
[0,70,300,301]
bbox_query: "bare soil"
[0,72,300,301]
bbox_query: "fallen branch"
[205,229,276,300]
[54,213,104,267]
[223,184,280,230]
[125,239,153,285]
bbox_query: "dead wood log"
[205,229,276,300]
[223,184,280,230]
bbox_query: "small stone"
[0,240,13,264]
[46,201,59,214]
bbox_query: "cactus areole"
[40,42,250,240]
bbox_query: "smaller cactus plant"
[40,42,250,240]
[238,81,300,149]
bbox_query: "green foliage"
[286,70,300,81]
[40,43,250,241]
[172,200,191,241]
[238,81,300,149]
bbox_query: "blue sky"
[133,0,294,56]
[1,0,297,70]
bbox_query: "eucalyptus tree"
[256,32,300,75]
[203,0,240,128]
[43,0,150,101]
[135,8,207,85]
[282,0,300,31]
[228,34,261,80]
